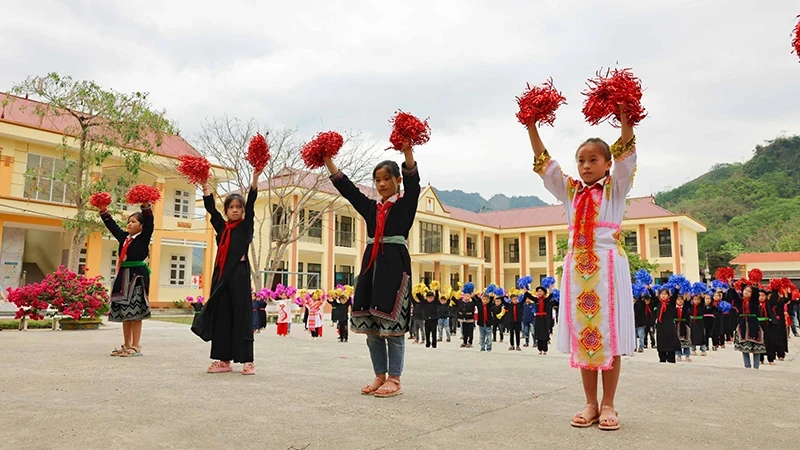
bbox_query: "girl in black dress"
[655,288,680,363]
[192,168,262,375]
[101,202,154,357]
[324,142,418,398]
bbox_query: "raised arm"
[99,208,128,243]
[202,185,225,234]
[529,125,571,204]
[399,143,420,207]
[325,157,374,219]
[140,203,154,241]
[610,108,637,197]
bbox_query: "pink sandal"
[598,405,620,431]
[207,361,232,373]
[570,404,599,428]
[242,362,256,375]
[361,376,387,395]
[374,377,402,398]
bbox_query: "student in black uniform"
[530,286,553,355]
[655,288,679,363]
[675,294,691,362]
[711,290,726,350]
[475,293,496,352]
[505,292,525,351]
[458,292,478,348]
[422,290,439,348]
[702,293,716,353]
[689,292,707,356]
[491,295,506,343]
[410,292,425,344]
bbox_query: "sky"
[2,0,799,204]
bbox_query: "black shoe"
[426,344,430,348]
[516,346,521,351]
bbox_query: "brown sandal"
[361,376,386,395]
[374,377,402,398]
[110,345,128,356]
[598,405,620,431]
[570,404,599,428]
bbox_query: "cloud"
[2,0,799,204]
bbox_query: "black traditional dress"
[655,293,680,352]
[101,206,153,322]
[768,293,788,359]
[191,187,257,364]
[330,163,420,337]
[730,289,767,355]
[689,302,706,347]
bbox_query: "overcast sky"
[3,0,799,203]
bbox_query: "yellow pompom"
[430,280,440,291]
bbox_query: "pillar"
[323,210,334,289]
[547,230,555,276]
[519,232,527,276]
[638,224,647,259]
[289,195,299,287]
[672,221,681,274]
[494,234,501,285]
[84,231,103,278]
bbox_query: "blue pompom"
[494,287,505,297]
[517,275,533,290]
[691,282,707,296]
[486,284,496,295]
[718,300,732,313]
[668,274,691,293]
[634,269,653,286]
[711,280,728,291]
[541,276,556,289]
[463,282,475,295]
[551,288,560,303]
[663,282,676,292]
[632,283,646,298]
[653,284,662,293]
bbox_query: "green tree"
[6,73,175,272]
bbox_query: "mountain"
[655,135,800,270]
[433,189,547,212]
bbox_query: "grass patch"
[150,316,194,325]
[0,319,54,330]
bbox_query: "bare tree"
[194,116,379,289]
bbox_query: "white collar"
[580,176,608,190]
[378,192,400,205]
[128,232,141,240]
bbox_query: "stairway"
[21,262,45,286]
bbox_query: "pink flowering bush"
[9,266,110,320]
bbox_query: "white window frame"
[109,250,118,284]
[23,153,69,204]
[173,189,191,219]
[169,254,187,285]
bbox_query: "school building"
[0,93,234,307]
[730,252,800,285]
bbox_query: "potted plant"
[8,281,50,330]
[45,266,109,330]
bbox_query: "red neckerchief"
[658,299,668,322]
[742,295,751,315]
[692,304,699,320]
[363,198,396,273]
[645,303,653,318]
[759,300,767,318]
[215,219,243,279]
[483,304,489,324]
[677,305,684,322]
[536,296,547,316]
[117,236,133,274]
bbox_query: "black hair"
[576,138,612,178]
[658,288,670,296]
[535,286,546,294]
[373,160,402,194]
[127,212,144,224]
[224,194,246,217]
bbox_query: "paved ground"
[1,319,799,450]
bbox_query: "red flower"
[89,192,113,210]
[714,267,734,282]
[748,268,763,284]
[792,15,800,60]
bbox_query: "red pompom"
[515,78,567,128]
[387,110,431,151]
[582,68,647,127]
[89,192,112,210]
[177,155,211,185]
[747,268,763,284]
[769,278,783,291]
[792,15,800,60]
[301,131,344,169]
[782,277,795,291]
[734,277,748,292]
[714,267,735,282]
[125,184,161,204]
[247,133,271,171]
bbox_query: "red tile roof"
[1,93,201,160]
[730,252,800,264]
[445,196,681,229]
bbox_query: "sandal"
[374,377,402,398]
[598,405,620,431]
[110,345,128,356]
[242,362,256,375]
[119,346,141,357]
[570,404,599,428]
[361,376,386,395]
[207,361,233,373]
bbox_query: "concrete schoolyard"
[1,319,799,449]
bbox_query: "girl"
[711,290,726,350]
[337,292,351,343]
[729,285,766,369]
[675,295,691,362]
[766,289,788,364]
[656,288,680,363]
[192,168,261,375]
[324,142,418,398]
[689,294,706,356]
[100,202,153,357]
[303,291,325,339]
[276,296,291,337]
[532,286,553,355]
[457,292,478,348]
[702,293,716,354]
[528,105,635,430]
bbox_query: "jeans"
[791,308,799,336]
[645,325,656,347]
[636,326,646,349]
[691,344,707,352]
[742,352,760,369]
[675,347,690,357]
[437,318,451,340]
[366,335,405,377]
[522,322,534,345]
[479,326,492,351]
[411,318,424,341]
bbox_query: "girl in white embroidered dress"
[526,105,636,431]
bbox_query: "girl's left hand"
[401,139,413,154]
[141,202,151,209]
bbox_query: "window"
[538,237,547,257]
[23,153,69,203]
[173,190,191,219]
[170,255,187,285]
[659,271,673,284]
[658,230,672,258]
[484,236,492,262]
[109,250,118,284]
[266,261,288,288]
[450,273,459,290]
[466,237,477,257]
[423,271,433,286]
[449,234,460,255]
[335,265,354,286]
[271,205,288,241]
[299,210,322,243]
[307,263,322,289]
[426,198,434,212]
[505,239,519,263]
[419,222,442,253]
[297,262,304,288]
[335,215,353,247]
[624,231,638,253]
[78,248,87,275]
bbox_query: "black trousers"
[644,325,656,347]
[537,338,548,352]
[425,319,438,348]
[338,317,349,341]
[462,322,474,345]
[509,322,522,347]
[210,285,254,364]
[713,334,724,347]
[493,323,505,341]
[766,341,785,362]
[450,317,458,334]
[658,350,676,363]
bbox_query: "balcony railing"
[484,250,491,263]
[300,232,323,244]
[504,251,520,264]
[450,246,460,255]
[651,243,673,258]
[466,247,477,258]
[335,231,353,248]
